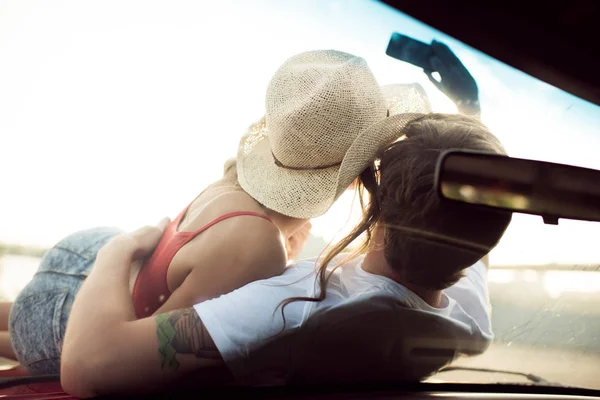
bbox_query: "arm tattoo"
[155,308,220,370]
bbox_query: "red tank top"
[131,204,273,318]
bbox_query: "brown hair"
[278,113,512,316]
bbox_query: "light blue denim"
[8,227,122,375]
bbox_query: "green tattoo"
[155,308,220,370]
[156,313,180,369]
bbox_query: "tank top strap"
[171,201,192,229]
[177,211,274,243]
[132,210,274,318]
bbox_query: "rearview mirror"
[436,150,600,225]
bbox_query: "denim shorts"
[8,227,122,375]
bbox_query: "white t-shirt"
[194,255,493,385]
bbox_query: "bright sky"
[2,0,600,265]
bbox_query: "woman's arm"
[60,220,228,397]
[151,217,287,315]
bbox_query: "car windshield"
[1,0,599,392]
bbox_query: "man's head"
[372,113,512,289]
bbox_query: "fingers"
[431,40,472,77]
[301,220,312,232]
[286,221,312,261]
[129,218,171,259]
[431,40,461,64]
[103,218,170,261]
[156,217,170,232]
[423,69,443,91]
[290,220,312,236]
[429,55,445,73]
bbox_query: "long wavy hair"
[278,113,513,318]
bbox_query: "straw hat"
[237,50,431,219]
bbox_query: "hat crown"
[266,50,387,169]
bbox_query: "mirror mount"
[542,215,559,225]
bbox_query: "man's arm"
[60,221,228,398]
[151,216,286,316]
[61,306,229,397]
[155,308,220,369]
[62,219,304,397]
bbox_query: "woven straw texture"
[237,50,431,219]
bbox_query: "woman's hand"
[285,220,312,262]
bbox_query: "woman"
[59,113,513,397]
[4,49,432,375]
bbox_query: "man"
[61,196,508,397]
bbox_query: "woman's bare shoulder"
[179,185,284,257]
[179,185,268,232]
[179,198,287,282]
[166,187,285,297]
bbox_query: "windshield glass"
[1,0,599,391]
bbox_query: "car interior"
[0,1,599,399]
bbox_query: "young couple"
[2,48,511,397]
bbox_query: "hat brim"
[238,136,340,219]
[237,84,431,219]
[333,112,426,200]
